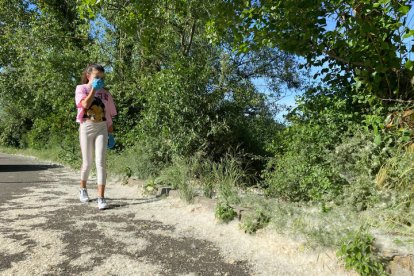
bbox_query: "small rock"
[388,255,414,276]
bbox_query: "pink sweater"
[75,84,117,128]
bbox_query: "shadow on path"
[0,181,58,184]
[76,197,163,210]
[0,164,62,172]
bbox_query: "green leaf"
[399,5,410,15]
[403,30,414,39]
[405,60,414,70]
[374,134,382,145]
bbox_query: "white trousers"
[79,121,108,185]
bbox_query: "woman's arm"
[108,125,114,133]
[81,87,96,109]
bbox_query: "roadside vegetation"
[1,1,414,274]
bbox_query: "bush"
[264,89,370,202]
[0,117,31,148]
[337,230,385,275]
[376,146,414,194]
[264,122,345,202]
[215,202,237,223]
[155,156,199,202]
[108,138,171,180]
[240,209,271,234]
[327,128,386,210]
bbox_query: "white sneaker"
[79,188,89,203]
[97,197,108,210]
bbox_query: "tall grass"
[154,152,249,204]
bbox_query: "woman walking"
[75,64,117,209]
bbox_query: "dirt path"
[0,152,355,276]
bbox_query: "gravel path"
[0,152,355,276]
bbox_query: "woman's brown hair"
[81,64,105,84]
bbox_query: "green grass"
[236,192,413,248]
[0,145,80,168]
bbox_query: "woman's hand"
[92,78,104,90]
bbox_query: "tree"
[209,0,414,100]
[74,0,302,163]
[0,0,89,147]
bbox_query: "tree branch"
[185,19,197,56]
[381,98,414,103]
[323,49,370,69]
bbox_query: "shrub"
[376,146,414,194]
[108,138,171,180]
[264,122,345,202]
[215,202,237,223]
[327,129,386,209]
[337,230,385,275]
[155,156,198,202]
[240,209,271,234]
